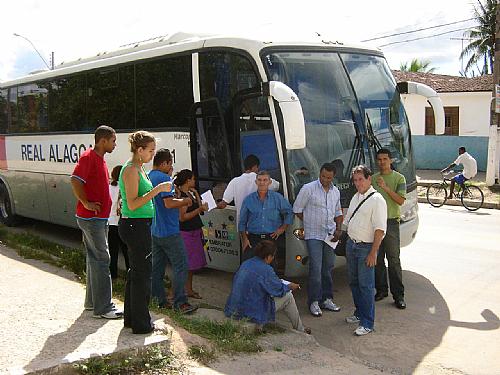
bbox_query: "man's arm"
[376,176,405,206]
[70,177,101,214]
[238,200,251,250]
[332,215,344,241]
[365,229,384,267]
[163,197,192,209]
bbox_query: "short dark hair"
[244,154,260,170]
[254,240,277,259]
[94,125,115,143]
[320,162,336,175]
[376,148,392,158]
[351,165,373,179]
[153,148,172,167]
[459,146,466,153]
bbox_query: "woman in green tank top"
[118,130,172,334]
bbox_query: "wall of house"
[401,91,491,170]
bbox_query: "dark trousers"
[118,218,154,334]
[243,233,284,271]
[375,220,404,300]
[108,225,130,279]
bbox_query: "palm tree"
[460,0,496,75]
[399,58,436,73]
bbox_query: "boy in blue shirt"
[149,148,197,314]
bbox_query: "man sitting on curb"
[224,241,311,334]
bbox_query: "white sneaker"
[321,298,341,312]
[345,315,360,324]
[309,301,322,317]
[354,326,373,336]
[93,309,124,319]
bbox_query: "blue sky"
[0,0,479,82]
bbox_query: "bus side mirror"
[268,81,306,149]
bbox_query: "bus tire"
[0,183,20,226]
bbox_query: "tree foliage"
[460,0,496,75]
[399,58,436,73]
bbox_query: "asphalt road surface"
[16,203,500,374]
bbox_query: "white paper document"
[201,190,217,211]
[324,233,339,250]
[281,279,291,286]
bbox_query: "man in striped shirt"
[293,163,343,317]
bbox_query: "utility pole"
[487,1,500,185]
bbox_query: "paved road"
[13,204,500,374]
[194,204,500,374]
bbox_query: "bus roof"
[1,32,381,88]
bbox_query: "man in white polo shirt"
[344,165,387,336]
[441,146,477,199]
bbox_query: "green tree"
[460,0,496,75]
[399,58,436,73]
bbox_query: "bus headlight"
[293,228,305,240]
[400,190,418,222]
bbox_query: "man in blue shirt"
[224,241,309,333]
[239,171,293,264]
[293,162,344,317]
[149,148,197,314]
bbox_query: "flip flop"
[187,291,202,299]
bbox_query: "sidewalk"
[416,169,500,209]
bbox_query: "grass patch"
[158,308,262,355]
[188,345,217,364]
[74,343,182,374]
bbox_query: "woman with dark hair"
[108,165,129,279]
[174,169,208,299]
[224,241,310,334]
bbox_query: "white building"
[393,71,493,170]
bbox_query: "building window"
[425,106,459,135]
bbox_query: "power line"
[361,18,476,42]
[378,27,472,48]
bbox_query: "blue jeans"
[77,218,114,315]
[305,239,335,305]
[346,239,375,329]
[152,234,188,308]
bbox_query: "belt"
[387,218,400,224]
[351,238,372,245]
[120,217,152,223]
[248,233,273,239]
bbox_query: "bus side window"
[49,75,86,132]
[0,89,8,133]
[16,83,48,133]
[87,66,134,130]
[136,55,193,129]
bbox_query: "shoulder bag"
[335,192,376,256]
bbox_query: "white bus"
[0,32,443,277]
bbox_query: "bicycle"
[426,172,484,211]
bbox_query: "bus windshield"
[264,51,415,201]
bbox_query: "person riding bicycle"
[441,147,477,199]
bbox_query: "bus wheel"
[0,184,20,226]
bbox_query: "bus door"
[233,95,286,272]
[190,99,240,272]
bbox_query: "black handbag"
[334,192,376,256]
